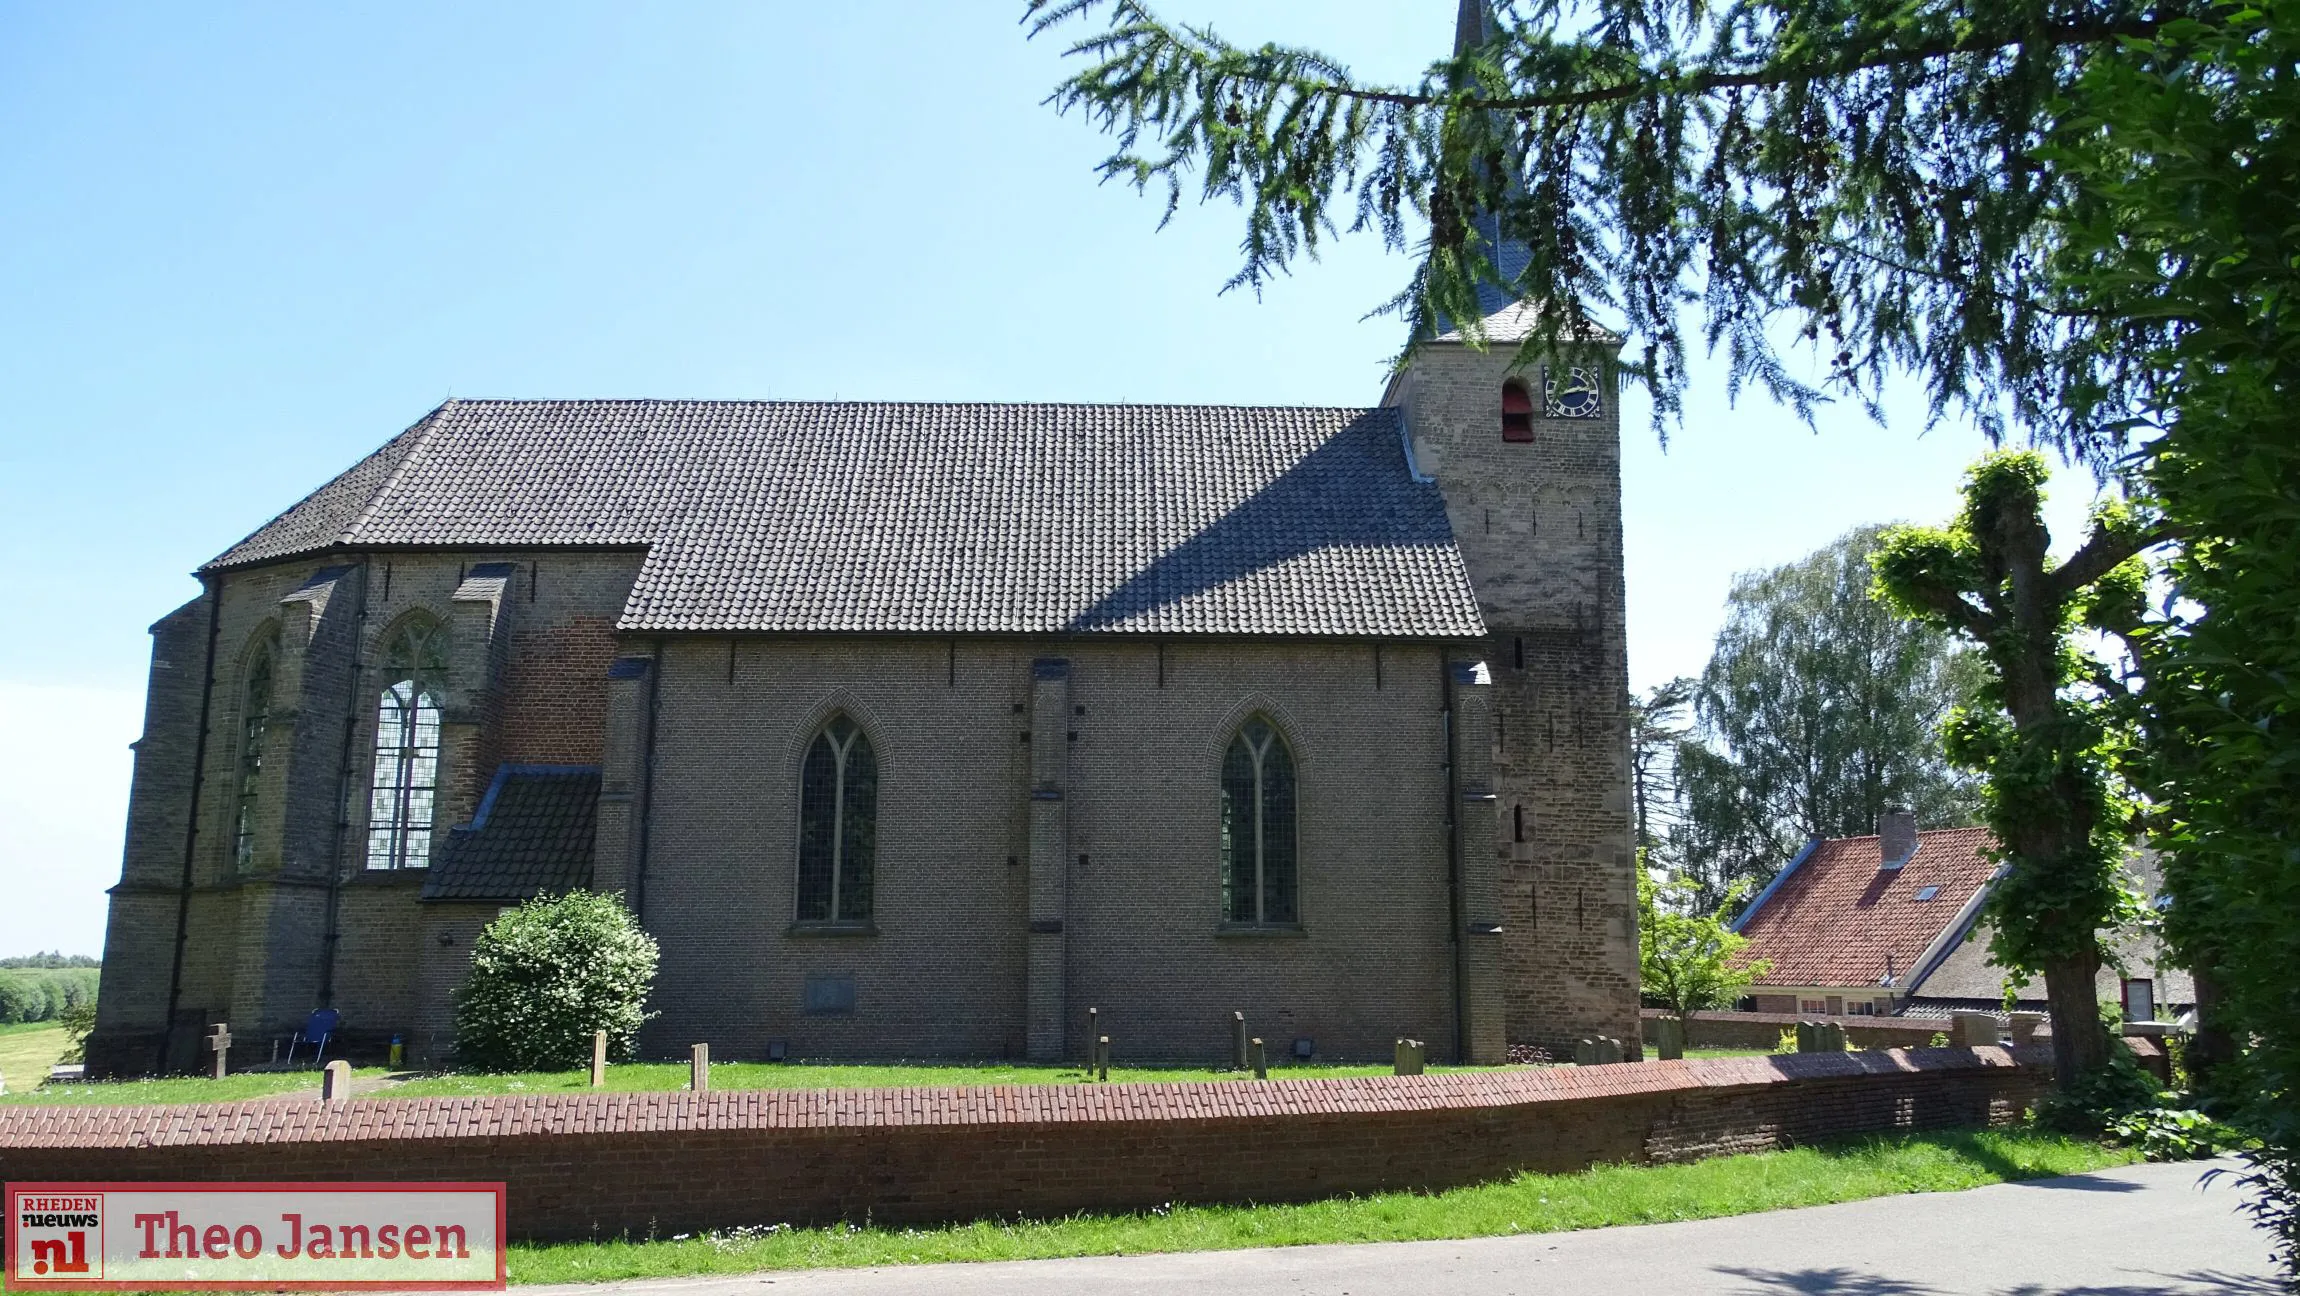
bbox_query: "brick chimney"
[1878,807,1919,870]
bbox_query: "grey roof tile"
[207,400,1485,638]
[422,764,599,902]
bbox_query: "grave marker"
[206,1023,231,1080]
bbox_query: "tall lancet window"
[233,631,279,873]
[367,619,446,870]
[1220,716,1298,925]
[796,716,876,923]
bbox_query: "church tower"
[1381,0,1640,1056]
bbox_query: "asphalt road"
[522,1158,2274,1296]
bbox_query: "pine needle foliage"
[1028,0,2299,1270]
[1028,0,2179,458]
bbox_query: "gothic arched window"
[1501,379,1536,442]
[796,715,876,923]
[1220,716,1298,925]
[232,631,279,873]
[367,619,446,870]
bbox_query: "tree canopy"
[1029,0,2181,460]
[1029,0,2300,1266]
[1657,525,1979,909]
[1873,451,2156,1087]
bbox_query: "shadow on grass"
[1797,1127,2137,1192]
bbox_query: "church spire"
[1454,0,1495,57]
[1438,0,1532,327]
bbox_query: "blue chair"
[286,1008,340,1065]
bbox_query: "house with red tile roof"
[1728,811,2192,1021]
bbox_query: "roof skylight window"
[1914,885,1940,902]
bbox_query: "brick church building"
[87,12,1637,1078]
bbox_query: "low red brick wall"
[0,1048,2049,1243]
[1643,1008,1953,1052]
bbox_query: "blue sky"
[0,2,2098,957]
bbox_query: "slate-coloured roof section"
[208,400,1486,639]
[1908,850,2196,1010]
[1734,827,1998,989]
[423,765,599,902]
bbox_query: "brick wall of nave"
[632,635,1463,1065]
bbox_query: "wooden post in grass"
[691,1043,710,1093]
[591,1031,608,1088]
[1232,1012,1248,1071]
[1249,1037,1267,1079]
[206,1023,231,1079]
[321,1059,350,1103]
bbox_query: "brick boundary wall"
[1642,1009,1958,1052]
[0,1048,2049,1243]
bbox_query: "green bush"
[2111,1103,2257,1162]
[56,1000,97,1063]
[451,891,658,1071]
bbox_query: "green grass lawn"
[0,1023,72,1095]
[507,1126,2140,1283]
[0,1050,1804,1105]
[2,1067,397,1105]
[381,1059,1478,1098]
[0,1059,1487,1104]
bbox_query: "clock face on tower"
[1543,365,1604,419]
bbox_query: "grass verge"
[383,1060,1473,1098]
[0,1060,1486,1105]
[0,1025,71,1094]
[508,1126,2139,1284]
[1,1068,391,1106]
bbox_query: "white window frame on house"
[2122,977,2156,1023]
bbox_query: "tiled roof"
[207,400,1486,639]
[422,765,599,902]
[1434,298,1625,346]
[1733,826,1998,989]
[1909,852,2196,1009]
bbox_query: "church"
[86,15,1637,1079]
